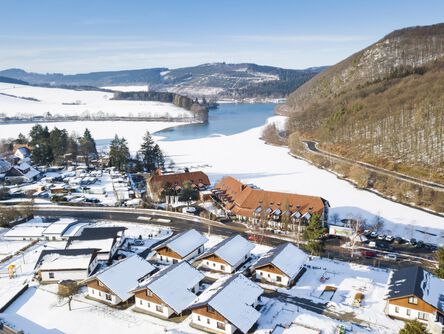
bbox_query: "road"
[303,140,444,191]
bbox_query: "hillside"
[0,63,325,100]
[285,23,444,183]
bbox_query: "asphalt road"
[303,140,444,191]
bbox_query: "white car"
[383,253,397,261]
[385,235,394,242]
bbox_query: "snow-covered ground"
[0,83,192,119]
[0,240,33,261]
[157,116,444,246]
[101,85,149,92]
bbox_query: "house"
[66,226,126,262]
[251,242,307,287]
[147,170,210,201]
[4,217,52,240]
[195,235,254,273]
[41,218,82,241]
[3,162,41,183]
[212,176,329,230]
[0,159,12,182]
[190,274,263,334]
[152,229,208,265]
[131,261,205,319]
[83,255,156,306]
[385,266,444,326]
[14,146,31,160]
[34,248,99,283]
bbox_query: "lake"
[155,103,276,141]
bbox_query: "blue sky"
[1,0,443,73]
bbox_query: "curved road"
[303,140,444,191]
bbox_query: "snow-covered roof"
[154,229,208,257]
[62,222,90,237]
[134,261,204,314]
[192,274,263,333]
[4,219,51,238]
[36,249,96,271]
[66,238,115,253]
[197,234,254,266]
[421,270,444,313]
[42,218,78,236]
[86,255,155,301]
[252,243,307,279]
[0,159,11,173]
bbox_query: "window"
[197,315,201,321]
[99,292,102,297]
[277,276,282,282]
[207,305,215,313]
[206,261,210,265]
[98,281,104,287]
[213,263,216,267]
[106,294,112,301]
[268,273,271,278]
[147,290,153,297]
[49,272,55,279]
[91,289,94,294]
[156,305,163,312]
[418,312,428,320]
[395,306,399,313]
[160,256,163,261]
[139,299,143,305]
[406,309,411,316]
[220,265,225,271]
[259,271,263,276]
[173,259,178,264]
[408,297,418,305]
[207,319,210,325]
[217,322,225,330]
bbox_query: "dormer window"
[408,297,418,305]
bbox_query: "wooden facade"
[87,279,112,294]
[156,246,182,260]
[200,254,228,265]
[134,289,165,306]
[389,295,438,314]
[193,305,226,322]
[254,263,286,277]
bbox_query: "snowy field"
[0,83,192,119]
[0,240,33,261]
[101,85,149,92]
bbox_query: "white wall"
[255,270,289,286]
[201,259,233,273]
[387,303,432,322]
[87,287,122,305]
[191,312,236,334]
[41,269,88,282]
[135,297,175,318]
[155,245,205,265]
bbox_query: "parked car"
[369,232,378,238]
[133,239,144,246]
[385,235,394,243]
[383,253,398,261]
[368,241,377,248]
[363,229,371,237]
[409,238,417,246]
[416,241,424,248]
[361,250,377,258]
[424,243,437,251]
[377,234,386,240]
[394,237,403,244]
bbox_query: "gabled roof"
[35,248,97,270]
[153,229,208,258]
[132,261,204,314]
[42,218,79,235]
[251,242,307,279]
[386,266,444,312]
[149,171,210,188]
[84,255,156,302]
[191,274,263,333]
[0,159,12,173]
[196,234,254,266]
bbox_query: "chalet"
[34,248,99,283]
[147,170,211,201]
[3,162,41,183]
[13,146,31,160]
[190,274,263,334]
[195,235,254,273]
[385,266,444,326]
[65,226,126,263]
[152,229,208,265]
[212,176,329,230]
[251,242,307,287]
[131,261,205,319]
[83,255,156,306]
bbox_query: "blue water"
[155,103,276,141]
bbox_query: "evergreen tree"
[399,320,429,334]
[436,246,444,278]
[29,124,50,146]
[15,133,28,144]
[302,214,325,255]
[79,128,97,165]
[109,135,130,171]
[49,127,68,161]
[29,125,53,165]
[139,131,164,172]
[66,133,79,161]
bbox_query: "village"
[0,143,444,334]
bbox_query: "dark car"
[416,241,424,248]
[409,238,417,246]
[394,237,403,244]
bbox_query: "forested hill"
[0,63,325,100]
[285,23,444,182]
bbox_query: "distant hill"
[0,63,326,100]
[285,23,444,183]
[0,75,29,85]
